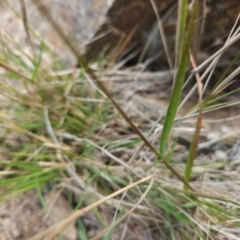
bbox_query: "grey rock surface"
[0,0,239,67]
[0,0,114,61]
[0,0,174,65]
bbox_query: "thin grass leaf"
[31,41,44,80]
[160,0,198,158]
[184,52,203,189]
[77,219,88,240]
[210,51,240,94]
[0,170,58,202]
[175,0,188,66]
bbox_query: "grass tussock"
[0,1,240,239]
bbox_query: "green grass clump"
[0,1,240,239]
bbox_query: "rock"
[0,0,115,65]
[84,0,175,61]
[0,0,239,68]
[0,0,175,64]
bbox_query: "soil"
[0,191,46,240]
[0,190,77,240]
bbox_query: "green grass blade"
[160,0,198,158]
[175,0,188,64]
